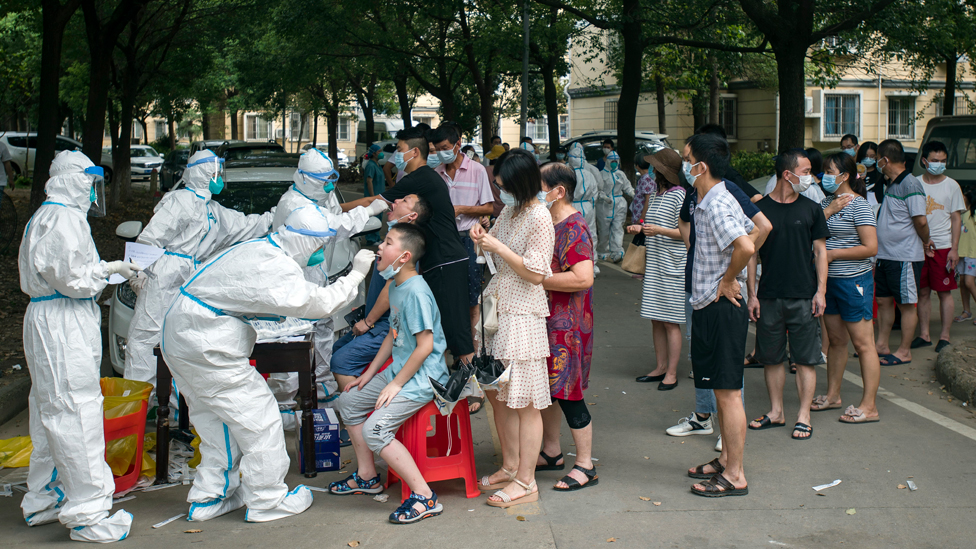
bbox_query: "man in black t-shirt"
[746,149,829,441]
[342,127,475,363]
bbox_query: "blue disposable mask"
[436,146,457,165]
[610,162,619,171]
[387,213,411,230]
[379,251,407,280]
[377,151,384,160]
[536,190,549,204]
[90,185,97,203]
[556,153,566,160]
[682,161,702,186]
[499,190,516,207]
[426,154,442,169]
[926,162,946,175]
[209,175,224,195]
[844,148,857,157]
[392,149,413,172]
[821,174,842,194]
[307,247,325,267]
[861,158,876,168]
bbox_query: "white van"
[354,120,423,160]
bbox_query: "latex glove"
[130,272,149,296]
[365,199,390,217]
[351,249,375,277]
[105,261,142,280]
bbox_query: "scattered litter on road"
[373,494,389,503]
[897,484,907,489]
[644,456,649,460]
[621,391,626,395]
[307,486,329,493]
[845,508,856,515]
[184,529,202,534]
[11,364,21,370]
[812,479,841,491]
[816,493,826,496]
[566,453,598,461]
[113,495,136,504]
[639,496,650,501]
[769,542,788,546]
[607,538,616,543]
[652,502,661,506]
[1,484,11,497]
[12,485,27,493]
[143,483,179,492]
[516,516,525,521]
[468,509,474,512]
[907,480,918,491]
[152,514,185,528]
[347,541,360,547]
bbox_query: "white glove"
[105,261,142,280]
[365,199,390,217]
[130,272,149,296]
[351,249,375,277]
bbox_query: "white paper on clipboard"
[109,242,165,284]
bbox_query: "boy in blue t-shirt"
[331,223,449,524]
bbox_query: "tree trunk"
[167,117,176,150]
[708,55,720,125]
[140,118,149,144]
[295,113,306,153]
[67,109,75,139]
[112,90,135,205]
[655,73,667,134]
[200,107,211,140]
[541,60,561,161]
[81,56,113,162]
[774,45,807,153]
[440,94,457,122]
[31,0,79,212]
[327,110,339,165]
[692,99,707,133]
[943,54,958,116]
[393,74,412,127]
[312,110,318,145]
[479,78,495,152]
[616,0,644,176]
[229,110,238,140]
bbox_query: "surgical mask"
[426,154,442,169]
[682,161,701,186]
[568,156,583,169]
[556,152,566,160]
[377,151,384,160]
[821,174,842,194]
[387,213,411,230]
[536,190,549,204]
[610,162,619,171]
[392,149,412,172]
[436,145,458,165]
[790,172,813,193]
[603,147,611,156]
[465,150,475,159]
[861,158,876,168]
[499,190,516,207]
[543,189,558,209]
[378,251,407,280]
[307,247,325,267]
[844,148,857,157]
[926,161,946,175]
[90,185,97,203]
[209,175,224,195]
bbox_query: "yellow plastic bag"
[0,436,32,468]
[100,378,153,419]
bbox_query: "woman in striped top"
[814,153,881,423]
[626,148,686,390]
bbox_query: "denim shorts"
[825,271,874,322]
[956,257,976,278]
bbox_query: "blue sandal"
[328,471,383,495]
[389,491,443,524]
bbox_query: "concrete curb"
[935,341,976,405]
[0,375,31,426]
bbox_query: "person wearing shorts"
[914,141,965,352]
[954,190,976,323]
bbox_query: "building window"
[526,118,549,142]
[245,114,270,141]
[289,112,310,141]
[719,98,737,139]
[154,120,167,140]
[888,97,915,139]
[416,116,433,127]
[936,96,971,117]
[338,119,350,141]
[823,94,859,137]
[131,121,143,140]
[604,100,617,131]
[559,114,569,140]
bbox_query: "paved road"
[2,259,975,548]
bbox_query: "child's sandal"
[328,471,383,495]
[389,491,443,524]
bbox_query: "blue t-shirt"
[385,274,449,402]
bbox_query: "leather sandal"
[486,479,539,508]
[688,457,725,479]
[478,466,517,492]
[691,473,748,497]
[553,465,599,491]
[535,451,565,471]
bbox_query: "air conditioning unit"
[805,97,813,114]
[275,129,285,139]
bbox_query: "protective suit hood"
[291,149,338,202]
[271,205,337,265]
[605,151,621,170]
[184,150,221,198]
[46,150,96,212]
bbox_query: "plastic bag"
[100,378,153,419]
[0,437,32,468]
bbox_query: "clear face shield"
[303,149,339,193]
[85,166,107,217]
[187,155,225,194]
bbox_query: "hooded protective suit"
[19,150,134,542]
[267,150,380,421]
[161,205,375,523]
[124,149,275,395]
[596,151,634,262]
[567,143,599,245]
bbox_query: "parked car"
[159,149,189,191]
[105,156,380,375]
[912,115,976,189]
[101,145,163,180]
[301,143,350,168]
[189,139,243,156]
[216,141,285,160]
[0,132,103,177]
[561,130,672,166]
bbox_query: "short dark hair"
[695,123,727,140]
[429,121,462,146]
[382,143,396,153]
[775,149,809,180]
[520,136,533,144]
[540,162,576,199]
[922,140,948,160]
[411,194,432,226]
[855,141,878,163]
[396,126,430,158]
[684,133,730,179]
[841,134,858,146]
[823,153,865,198]
[461,145,475,153]
[497,149,542,206]
[490,135,501,143]
[389,223,426,263]
[602,139,615,148]
[414,122,431,134]
[805,147,823,175]
[878,139,905,163]
[635,152,650,170]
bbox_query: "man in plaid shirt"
[683,133,761,498]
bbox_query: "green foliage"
[150,134,172,156]
[0,9,41,122]
[731,151,775,181]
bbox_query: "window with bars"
[936,96,971,116]
[824,94,859,137]
[245,114,270,141]
[154,121,167,140]
[289,112,310,141]
[887,97,915,139]
[337,119,350,141]
[526,119,549,142]
[604,100,617,130]
[719,98,737,139]
[559,114,568,140]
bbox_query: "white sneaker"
[188,490,245,522]
[69,510,133,543]
[714,435,723,452]
[665,413,713,436]
[245,485,313,523]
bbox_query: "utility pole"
[520,0,529,140]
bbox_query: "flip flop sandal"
[910,336,932,349]
[743,354,761,368]
[691,473,748,498]
[811,395,842,412]
[468,396,484,415]
[879,354,911,366]
[791,422,813,440]
[389,491,443,524]
[936,340,951,353]
[748,414,786,430]
[553,465,599,492]
[535,451,565,471]
[839,406,880,424]
[487,479,539,508]
[479,466,517,492]
[688,457,725,480]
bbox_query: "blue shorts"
[459,233,483,307]
[331,323,389,377]
[825,271,874,322]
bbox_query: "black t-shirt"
[381,165,467,270]
[756,195,830,299]
[725,166,762,199]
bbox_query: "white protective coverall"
[19,150,137,542]
[267,149,383,420]
[596,151,634,262]
[567,143,599,245]
[160,205,375,523]
[124,150,275,394]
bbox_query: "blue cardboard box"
[299,408,340,473]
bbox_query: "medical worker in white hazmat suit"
[596,150,634,262]
[160,205,375,523]
[19,150,140,542]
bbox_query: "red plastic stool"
[103,399,148,494]
[385,399,480,501]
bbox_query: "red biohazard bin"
[101,378,152,494]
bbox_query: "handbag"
[475,291,499,337]
[621,194,653,274]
